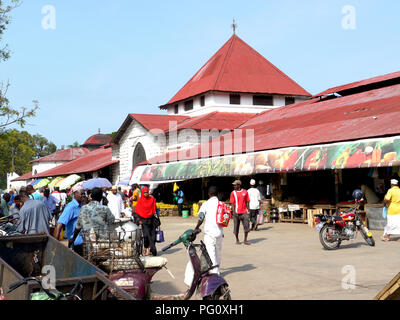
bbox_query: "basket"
[81,228,143,273]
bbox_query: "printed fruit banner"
[132,136,400,182]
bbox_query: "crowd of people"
[0,183,161,257]
[2,176,400,277]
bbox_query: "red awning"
[11,171,34,182]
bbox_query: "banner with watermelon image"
[133,136,400,182]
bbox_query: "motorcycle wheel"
[319,224,341,250]
[202,284,231,300]
[360,228,375,246]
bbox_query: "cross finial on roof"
[232,19,237,35]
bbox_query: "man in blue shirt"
[43,189,60,218]
[176,188,184,216]
[56,190,84,256]
[26,185,43,201]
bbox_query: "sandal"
[381,236,390,242]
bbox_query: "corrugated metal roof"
[31,147,90,163]
[82,134,112,146]
[11,171,34,182]
[314,70,400,97]
[160,35,311,109]
[168,112,257,132]
[33,147,118,178]
[146,82,400,164]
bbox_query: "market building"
[111,34,311,186]
[128,68,400,229]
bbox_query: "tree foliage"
[0,0,38,132]
[0,129,57,188]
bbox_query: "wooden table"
[278,203,311,224]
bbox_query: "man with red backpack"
[195,186,230,275]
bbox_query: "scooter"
[160,229,231,300]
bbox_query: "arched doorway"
[132,142,147,170]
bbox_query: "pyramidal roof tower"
[160,34,311,116]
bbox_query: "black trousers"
[142,217,157,256]
[178,203,183,216]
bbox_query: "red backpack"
[216,201,231,227]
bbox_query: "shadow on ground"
[248,237,267,244]
[221,264,256,277]
[158,247,182,256]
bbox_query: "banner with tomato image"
[133,136,400,182]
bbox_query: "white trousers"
[204,234,223,275]
[384,214,400,235]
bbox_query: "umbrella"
[54,178,66,188]
[34,178,51,189]
[117,176,130,186]
[71,180,85,192]
[32,179,42,187]
[83,177,112,190]
[58,174,81,190]
[48,177,64,189]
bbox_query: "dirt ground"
[150,216,400,300]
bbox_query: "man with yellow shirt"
[130,184,141,213]
[382,179,400,242]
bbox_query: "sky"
[1,0,400,148]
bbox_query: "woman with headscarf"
[135,186,157,256]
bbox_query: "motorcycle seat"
[100,256,168,271]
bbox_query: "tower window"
[200,95,205,107]
[184,99,193,111]
[174,104,179,114]
[285,97,295,105]
[253,95,273,106]
[230,94,241,105]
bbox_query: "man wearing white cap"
[248,179,262,231]
[382,179,400,242]
[107,186,123,219]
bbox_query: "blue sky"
[1,0,400,148]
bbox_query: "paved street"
[150,216,400,300]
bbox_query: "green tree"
[0,0,38,132]
[0,129,58,188]
[67,141,80,148]
[33,134,57,159]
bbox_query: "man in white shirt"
[248,179,262,231]
[195,186,223,275]
[107,185,123,219]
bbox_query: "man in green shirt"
[0,193,10,217]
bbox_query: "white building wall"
[32,161,68,175]
[112,121,163,185]
[168,92,310,117]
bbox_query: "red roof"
[31,148,90,163]
[147,82,400,164]
[160,35,311,108]
[33,146,118,178]
[167,112,257,132]
[130,114,189,132]
[11,171,34,182]
[82,134,112,146]
[314,70,400,97]
[112,114,190,144]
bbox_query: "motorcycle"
[315,200,375,250]
[161,229,231,300]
